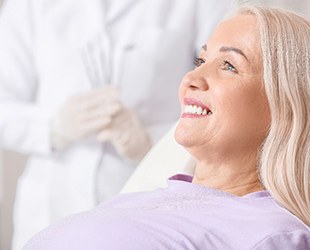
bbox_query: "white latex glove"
[96,105,152,163]
[51,86,121,150]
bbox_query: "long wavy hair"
[238,6,310,226]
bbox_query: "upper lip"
[184,97,211,112]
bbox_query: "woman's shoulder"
[237,193,310,248]
[253,229,310,249]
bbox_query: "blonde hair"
[239,6,310,226]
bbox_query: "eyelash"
[193,57,205,67]
[194,57,238,73]
[221,60,237,73]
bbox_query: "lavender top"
[23,174,310,249]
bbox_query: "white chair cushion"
[120,122,195,193]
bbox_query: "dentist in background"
[0,0,235,249]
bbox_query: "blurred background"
[0,0,309,249]
[0,3,28,250]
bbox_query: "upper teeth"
[184,105,211,115]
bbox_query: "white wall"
[0,0,3,213]
[0,151,27,250]
[262,0,309,16]
[0,153,2,206]
[0,152,3,250]
[0,0,26,245]
[239,0,310,17]
[0,3,28,250]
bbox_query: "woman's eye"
[222,60,237,73]
[194,57,206,67]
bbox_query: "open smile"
[182,98,213,117]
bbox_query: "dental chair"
[120,122,195,193]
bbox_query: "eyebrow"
[219,46,248,61]
[201,44,248,61]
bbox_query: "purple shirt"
[23,174,310,249]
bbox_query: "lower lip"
[181,113,207,118]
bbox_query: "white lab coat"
[0,0,235,248]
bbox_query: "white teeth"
[184,104,211,116]
[197,106,202,114]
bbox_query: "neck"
[192,160,264,196]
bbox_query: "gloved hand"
[51,86,121,150]
[96,104,152,163]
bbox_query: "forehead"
[217,14,258,36]
[207,14,261,62]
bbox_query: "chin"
[174,121,196,148]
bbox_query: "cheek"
[215,84,270,133]
[240,86,270,126]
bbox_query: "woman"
[0,0,234,248]
[23,5,310,249]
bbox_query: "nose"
[182,68,209,91]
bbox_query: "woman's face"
[175,14,271,162]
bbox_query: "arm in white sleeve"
[0,0,53,156]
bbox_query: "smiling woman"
[175,13,270,197]
[23,5,310,250]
